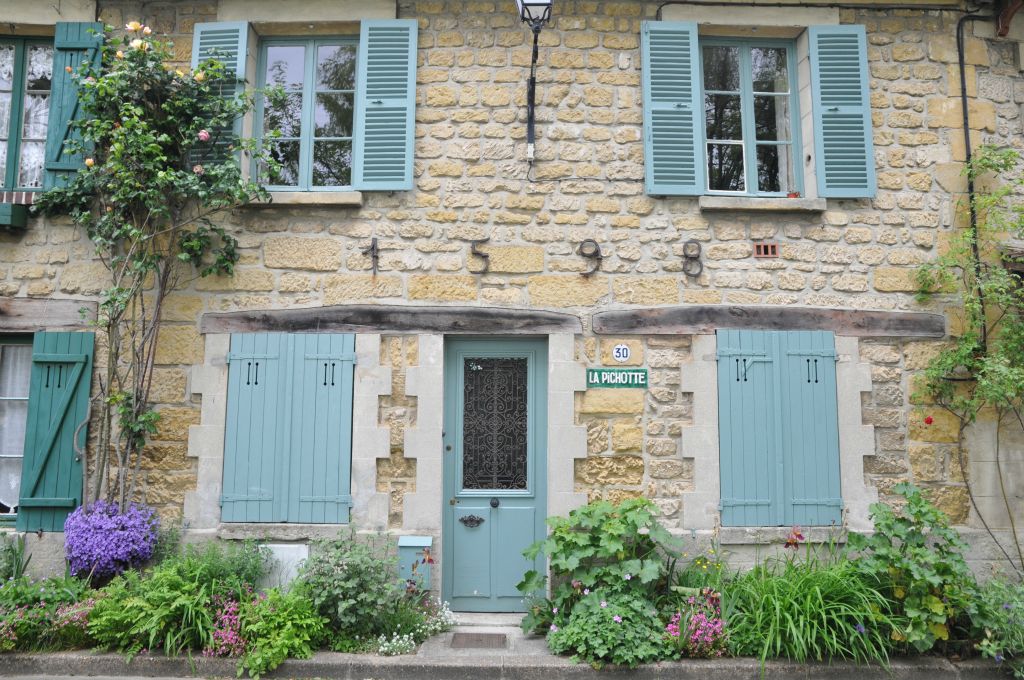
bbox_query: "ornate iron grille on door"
[462,357,528,490]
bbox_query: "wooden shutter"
[43,22,103,190]
[190,22,249,163]
[641,21,703,196]
[778,331,842,526]
[717,330,778,527]
[352,20,418,191]
[222,333,355,523]
[809,25,876,198]
[288,334,355,524]
[17,332,94,532]
[221,334,286,522]
[717,330,843,527]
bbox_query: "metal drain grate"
[450,632,507,649]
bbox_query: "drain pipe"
[957,12,992,352]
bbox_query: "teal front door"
[442,338,548,612]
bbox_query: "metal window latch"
[470,238,490,274]
[362,237,380,274]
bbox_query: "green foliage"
[297,529,404,640]
[724,556,896,666]
[972,578,1024,678]
[0,534,30,581]
[0,575,92,651]
[169,541,272,596]
[547,591,666,668]
[846,483,976,652]
[519,498,678,635]
[34,22,275,506]
[236,587,326,679]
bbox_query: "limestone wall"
[1,0,1023,543]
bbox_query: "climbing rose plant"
[36,23,276,506]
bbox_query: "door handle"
[459,515,485,527]
[490,497,500,508]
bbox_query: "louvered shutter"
[809,25,876,198]
[717,330,778,527]
[352,20,418,191]
[221,334,285,522]
[43,22,103,190]
[641,21,703,196]
[190,22,249,163]
[17,332,94,532]
[288,334,355,524]
[778,331,842,526]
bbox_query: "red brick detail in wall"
[754,241,779,258]
[0,191,36,205]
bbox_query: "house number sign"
[586,368,648,389]
[612,344,631,362]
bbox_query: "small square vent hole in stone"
[450,632,508,649]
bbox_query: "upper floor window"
[0,40,54,190]
[702,41,799,196]
[256,38,358,191]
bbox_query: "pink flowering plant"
[664,588,728,659]
[203,594,247,658]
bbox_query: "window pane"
[17,141,43,188]
[0,401,27,458]
[708,143,745,192]
[751,47,788,92]
[754,95,791,141]
[0,345,32,399]
[756,144,794,193]
[264,140,300,186]
[316,44,356,90]
[315,93,353,138]
[264,45,305,89]
[0,456,23,514]
[702,46,739,91]
[313,140,352,187]
[25,45,52,91]
[21,93,48,138]
[263,92,303,137]
[705,94,742,141]
[0,44,14,90]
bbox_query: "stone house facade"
[1,0,1022,607]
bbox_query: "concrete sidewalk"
[0,646,1007,679]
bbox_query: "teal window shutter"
[43,22,103,190]
[190,22,249,163]
[809,25,876,198]
[717,330,778,527]
[288,334,355,524]
[16,332,94,532]
[222,333,355,524]
[222,334,285,522]
[717,330,842,527]
[352,19,418,191]
[641,21,703,196]
[778,331,842,527]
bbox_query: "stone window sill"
[717,526,847,545]
[244,191,363,208]
[217,523,347,541]
[699,195,827,213]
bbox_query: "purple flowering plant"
[664,588,728,659]
[64,501,159,581]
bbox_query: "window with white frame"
[0,337,32,520]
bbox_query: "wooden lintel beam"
[593,305,946,338]
[201,304,584,335]
[0,298,98,332]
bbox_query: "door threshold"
[453,612,525,628]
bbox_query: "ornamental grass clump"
[64,501,159,582]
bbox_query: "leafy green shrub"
[846,483,977,651]
[237,587,326,679]
[518,499,677,634]
[171,541,272,596]
[88,567,215,656]
[0,534,30,581]
[298,529,404,640]
[972,578,1024,677]
[724,557,896,666]
[547,591,666,668]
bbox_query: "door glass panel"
[462,357,528,490]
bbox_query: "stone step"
[453,612,524,628]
